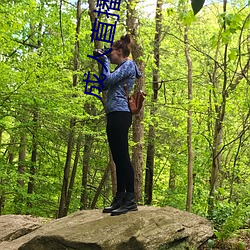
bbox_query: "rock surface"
[0,206,214,250]
[0,214,48,243]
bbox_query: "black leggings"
[106,111,134,192]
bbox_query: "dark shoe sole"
[110,207,138,216]
[103,206,122,213]
[102,209,116,213]
[103,210,112,213]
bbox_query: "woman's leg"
[106,111,134,193]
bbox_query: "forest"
[0,0,249,248]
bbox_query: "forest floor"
[200,230,250,249]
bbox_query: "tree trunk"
[2,136,15,214]
[80,134,93,210]
[27,110,38,208]
[58,119,75,218]
[15,134,27,214]
[0,129,2,148]
[0,194,4,215]
[28,131,36,193]
[7,137,15,164]
[144,0,162,205]
[228,33,250,200]
[0,127,4,213]
[126,0,145,202]
[64,133,82,215]
[58,0,81,218]
[184,25,193,212]
[91,164,110,209]
[168,95,177,190]
[168,165,176,190]
[27,5,43,206]
[208,0,227,216]
[87,0,101,51]
[18,135,26,187]
[0,128,4,213]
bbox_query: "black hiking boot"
[102,192,125,213]
[111,192,138,216]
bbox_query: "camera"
[93,46,112,59]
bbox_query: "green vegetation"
[0,0,249,247]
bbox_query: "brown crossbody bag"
[123,79,146,114]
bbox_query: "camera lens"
[93,48,111,59]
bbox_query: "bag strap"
[123,79,129,99]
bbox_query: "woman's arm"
[102,57,133,88]
[98,62,108,91]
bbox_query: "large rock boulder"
[0,206,214,250]
[0,214,49,243]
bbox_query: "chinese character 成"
[83,71,107,100]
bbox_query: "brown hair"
[113,34,132,57]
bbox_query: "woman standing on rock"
[98,34,142,216]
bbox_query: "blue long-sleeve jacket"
[100,56,142,114]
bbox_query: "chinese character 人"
[87,49,112,72]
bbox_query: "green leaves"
[180,10,196,25]
[228,48,238,61]
[191,0,205,15]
